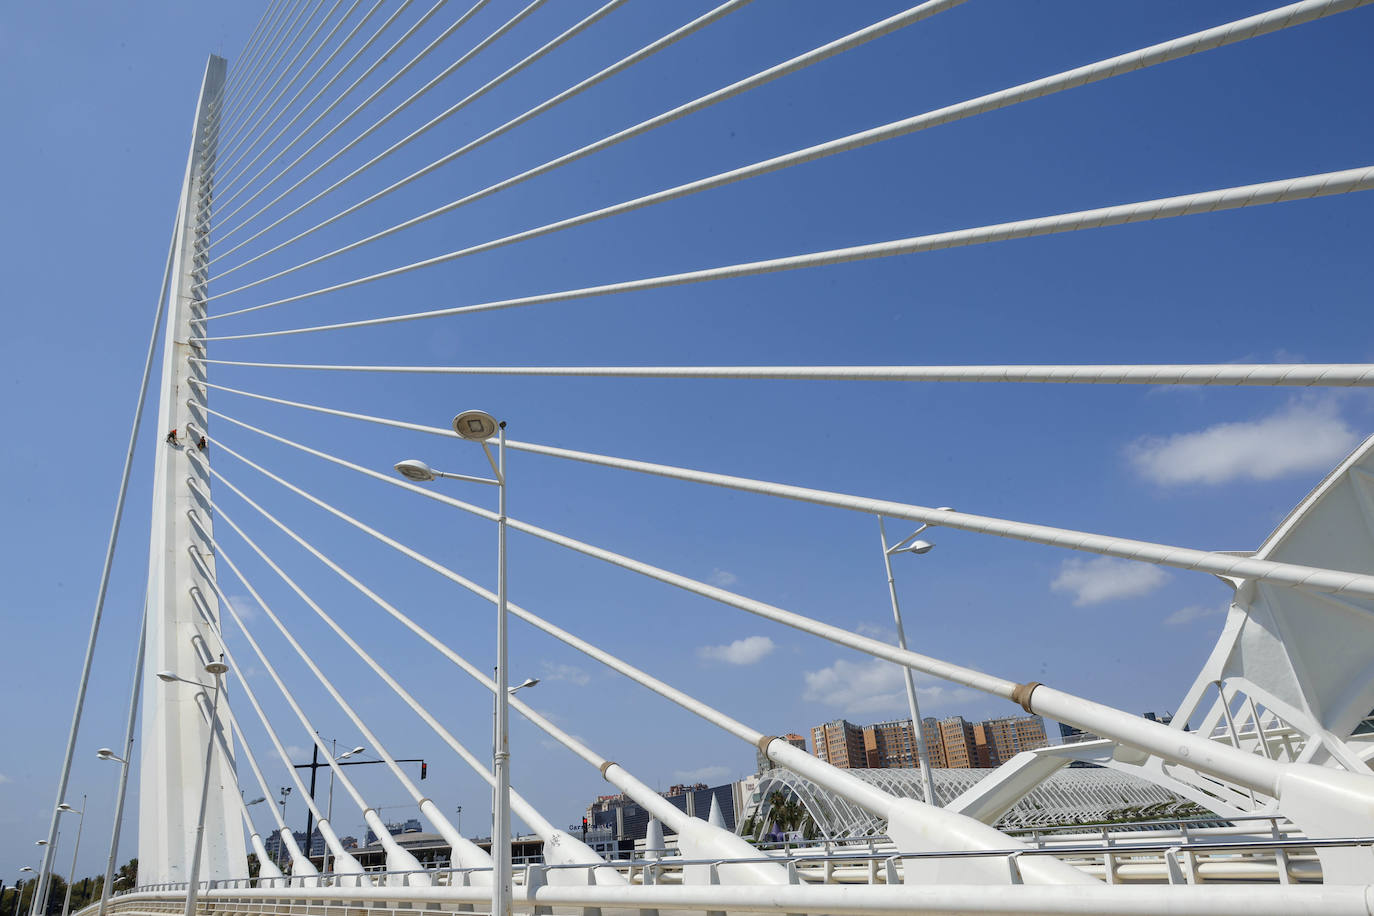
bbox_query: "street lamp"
[156,660,229,916]
[94,747,129,916]
[394,408,511,916]
[321,743,366,875]
[877,512,951,807]
[55,799,85,916]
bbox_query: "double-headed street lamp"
[394,408,511,916]
[93,749,125,916]
[155,659,229,916]
[55,798,86,916]
[877,512,950,806]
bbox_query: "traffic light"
[420,762,428,780]
[581,817,588,840]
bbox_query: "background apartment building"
[811,719,867,768]
[812,714,1048,770]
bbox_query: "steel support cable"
[214,0,291,119]
[210,0,549,247]
[184,461,577,842]
[202,0,752,277]
[216,0,333,158]
[188,435,1200,884]
[191,439,890,859]
[194,386,1374,610]
[206,0,393,203]
[187,358,1374,386]
[183,510,463,868]
[208,0,467,222]
[197,435,763,750]
[181,555,363,875]
[187,686,290,883]
[187,536,426,878]
[214,0,359,166]
[205,0,965,286]
[219,0,318,134]
[198,164,1374,334]
[202,0,644,275]
[30,201,181,913]
[198,0,1367,311]
[204,0,437,221]
[187,512,435,816]
[184,469,785,878]
[211,0,285,121]
[216,0,380,186]
[191,407,1289,800]
[209,0,560,254]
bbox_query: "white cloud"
[672,765,731,784]
[1164,603,1227,626]
[697,635,775,665]
[709,569,738,587]
[0,773,10,784]
[1127,400,1359,485]
[1051,556,1169,606]
[802,658,976,717]
[541,662,590,686]
[285,745,308,760]
[223,594,258,621]
[854,622,897,642]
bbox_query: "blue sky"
[3,0,1373,885]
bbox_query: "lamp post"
[877,513,949,807]
[16,870,34,916]
[155,659,229,916]
[93,748,127,916]
[490,678,539,823]
[394,407,509,916]
[56,799,86,916]
[321,742,365,875]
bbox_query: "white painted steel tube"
[215,0,375,177]
[191,359,1374,386]
[197,166,1374,335]
[189,382,1374,606]
[193,432,1082,884]
[204,0,402,209]
[212,0,473,221]
[202,0,756,274]
[201,0,1361,315]
[191,406,1319,815]
[188,528,434,886]
[204,0,626,275]
[213,0,347,162]
[187,561,368,879]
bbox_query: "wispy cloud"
[1127,400,1359,485]
[709,569,738,587]
[802,658,976,717]
[697,635,775,665]
[285,745,308,760]
[1051,556,1169,606]
[1164,603,1228,627]
[541,661,590,686]
[854,621,897,642]
[672,765,730,784]
[0,773,11,785]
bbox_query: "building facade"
[811,719,867,768]
[810,714,1048,770]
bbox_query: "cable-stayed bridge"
[15,2,1374,915]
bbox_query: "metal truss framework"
[34,2,1374,916]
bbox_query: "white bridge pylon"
[68,1,1374,914]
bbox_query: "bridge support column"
[139,53,246,887]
